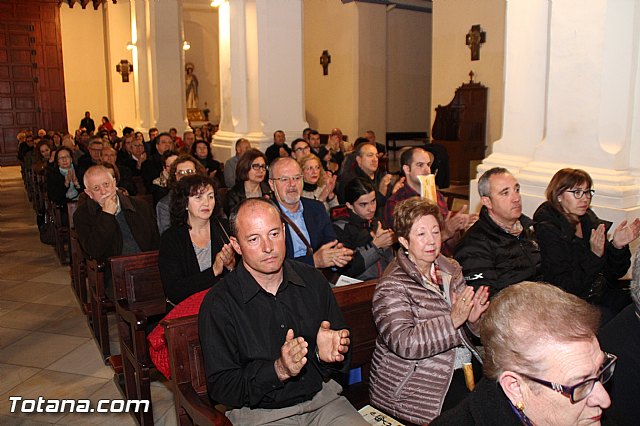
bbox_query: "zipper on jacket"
[392,361,419,398]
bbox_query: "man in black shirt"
[79,111,96,135]
[265,129,291,165]
[199,198,367,425]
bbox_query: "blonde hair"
[298,154,325,187]
[481,282,600,380]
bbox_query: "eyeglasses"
[516,352,617,403]
[270,174,303,184]
[566,189,595,199]
[176,169,196,176]
[251,163,267,171]
[294,145,310,153]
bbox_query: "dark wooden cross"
[116,60,133,82]
[320,50,331,76]
[465,25,486,61]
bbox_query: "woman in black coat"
[534,168,640,314]
[191,140,223,188]
[159,175,235,308]
[46,146,82,206]
[223,148,273,217]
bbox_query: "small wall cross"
[320,50,331,76]
[465,25,486,61]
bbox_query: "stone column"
[473,0,640,229]
[128,0,153,132]
[213,0,308,162]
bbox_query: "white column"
[129,0,153,132]
[473,0,640,231]
[213,0,308,162]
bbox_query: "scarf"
[303,181,318,192]
[59,166,79,200]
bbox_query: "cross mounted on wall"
[465,24,486,61]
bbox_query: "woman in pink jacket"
[369,197,490,424]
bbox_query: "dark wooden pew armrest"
[177,384,231,426]
[116,300,150,331]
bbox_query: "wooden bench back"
[110,250,164,304]
[164,315,207,393]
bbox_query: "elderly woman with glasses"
[533,168,640,316]
[224,148,273,217]
[432,281,616,426]
[369,197,490,424]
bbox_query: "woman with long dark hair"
[159,175,235,308]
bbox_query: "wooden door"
[0,0,67,166]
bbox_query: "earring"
[515,401,525,412]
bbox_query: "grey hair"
[631,250,640,309]
[478,167,511,197]
[268,157,300,179]
[83,165,115,188]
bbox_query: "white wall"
[59,5,109,133]
[431,0,505,154]
[183,2,220,124]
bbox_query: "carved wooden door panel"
[0,0,67,166]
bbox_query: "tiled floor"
[0,166,177,425]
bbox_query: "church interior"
[2,0,640,424]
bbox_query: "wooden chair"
[67,201,88,309]
[49,200,70,264]
[164,315,231,426]
[110,251,166,426]
[332,279,378,409]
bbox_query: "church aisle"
[0,166,176,425]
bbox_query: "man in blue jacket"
[269,157,353,269]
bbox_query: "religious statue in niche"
[465,24,486,61]
[185,62,199,109]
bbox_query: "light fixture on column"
[211,0,224,7]
[126,41,135,51]
[182,40,191,51]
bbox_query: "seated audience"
[432,282,614,426]
[223,137,251,188]
[290,138,311,160]
[369,197,489,424]
[141,132,173,192]
[224,148,273,217]
[269,157,353,268]
[159,175,234,308]
[534,168,640,316]
[323,128,347,173]
[156,155,206,235]
[76,137,103,179]
[265,129,291,165]
[32,139,53,176]
[73,166,159,295]
[336,142,402,215]
[454,167,542,296]
[299,154,338,212]
[47,147,81,206]
[384,147,473,254]
[599,249,640,426]
[191,139,222,186]
[333,177,394,280]
[101,146,137,196]
[199,198,368,425]
[151,150,178,205]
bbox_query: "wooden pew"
[163,279,379,424]
[66,201,88,308]
[49,199,70,264]
[110,251,166,426]
[332,279,378,409]
[164,315,231,426]
[86,258,113,361]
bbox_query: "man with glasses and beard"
[269,157,353,269]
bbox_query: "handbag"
[39,211,56,246]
